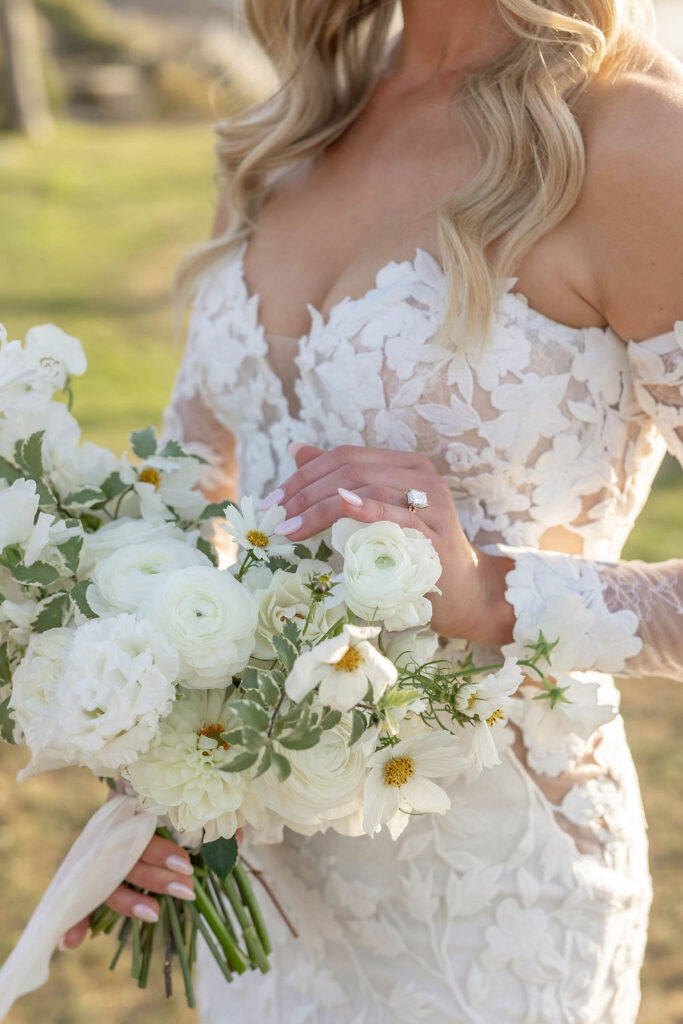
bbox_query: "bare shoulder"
[577,40,683,341]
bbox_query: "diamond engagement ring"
[405,488,429,512]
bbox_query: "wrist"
[466,550,516,646]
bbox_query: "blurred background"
[0,1,681,1022]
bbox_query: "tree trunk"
[0,0,53,137]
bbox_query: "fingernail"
[166,855,194,876]
[58,935,69,952]
[273,515,303,535]
[133,903,159,923]
[338,487,364,507]
[258,487,285,511]
[167,882,196,901]
[288,442,305,458]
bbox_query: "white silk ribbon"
[0,795,157,1020]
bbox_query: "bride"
[62,0,683,1020]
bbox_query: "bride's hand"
[58,834,195,951]
[261,443,515,645]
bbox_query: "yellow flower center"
[466,692,477,710]
[247,529,270,548]
[335,646,363,672]
[383,755,416,788]
[200,722,230,750]
[138,466,161,489]
[486,708,505,727]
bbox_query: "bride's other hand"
[58,834,195,951]
[261,442,515,646]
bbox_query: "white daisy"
[134,455,206,521]
[363,731,466,839]
[220,495,295,561]
[285,624,397,712]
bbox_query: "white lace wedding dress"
[164,240,683,1024]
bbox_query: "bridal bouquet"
[0,321,569,1008]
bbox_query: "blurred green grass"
[0,121,682,1024]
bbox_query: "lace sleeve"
[495,322,683,682]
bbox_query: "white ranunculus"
[285,623,397,712]
[79,518,187,576]
[331,519,442,631]
[252,712,377,832]
[88,539,210,616]
[363,731,466,839]
[10,628,73,766]
[381,627,439,669]
[24,323,87,388]
[124,688,244,841]
[51,614,178,774]
[246,559,344,660]
[143,565,258,685]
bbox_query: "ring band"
[406,488,429,512]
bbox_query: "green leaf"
[266,555,296,574]
[16,431,45,478]
[70,579,97,619]
[0,456,20,485]
[230,699,270,732]
[58,535,83,575]
[240,725,267,752]
[349,708,368,746]
[157,439,186,459]
[63,486,107,508]
[239,667,259,691]
[314,538,334,562]
[100,471,128,500]
[282,618,300,646]
[256,672,281,707]
[253,746,272,778]
[0,697,16,744]
[13,561,60,586]
[199,499,235,520]
[320,708,342,731]
[202,837,238,881]
[271,633,298,673]
[196,536,217,566]
[129,427,158,459]
[293,543,312,560]
[219,749,260,774]
[270,750,291,782]
[278,726,322,751]
[33,593,71,632]
[0,643,11,686]
[0,544,22,571]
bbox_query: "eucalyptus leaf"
[349,708,368,746]
[13,561,60,586]
[129,426,157,459]
[33,593,70,632]
[320,708,342,731]
[270,750,292,782]
[271,633,298,673]
[230,699,270,732]
[220,749,260,773]
[202,836,238,881]
[278,726,322,751]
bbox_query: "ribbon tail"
[0,794,157,1020]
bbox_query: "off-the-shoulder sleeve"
[495,322,683,682]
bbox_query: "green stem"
[165,897,196,1009]
[233,861,272,956]
[138,922,156,989]
[108,917,133,971]
[193,876,249,975]
[206,873,238,943]
[220,874,270,973]
[187,904,233,986]
[130,919,142,981]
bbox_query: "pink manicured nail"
[166,855,194,876]
[258,487,285,511]
[167,882,196,901]
[273,515,303,535]
[338,487,364,507]
[133,903,159,923]
[288,442,305,458]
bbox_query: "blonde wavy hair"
[175,0,656,344]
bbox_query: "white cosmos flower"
[88,539,210,615]
[285,623,397,712]
[134,455,206,521]
[454,657,523,724]
[142,565,258,685]
[0,336,56,414]
[220,495,295,561]
[124,688,244,841]
[331,519,442,631]
[24,323,87,388]
[363,732,466,839]
[79,518,187,576]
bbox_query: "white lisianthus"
[16,615,179,777]
[285,623,397,712]
[245,559,343,660]
[515,673,618,752]
[79,518,188,576]
[9,628,73,760]
[363,732,465,839]
[454,657,523,724]
[220,495,295,561]
[88,539,210,616]
[331,519,442,631]
[252,712,377,833]
[24,323,87,389]
[0,479,80,567]
[143,565,258,685]
[134,455,206,521]
[124,688,244,841]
